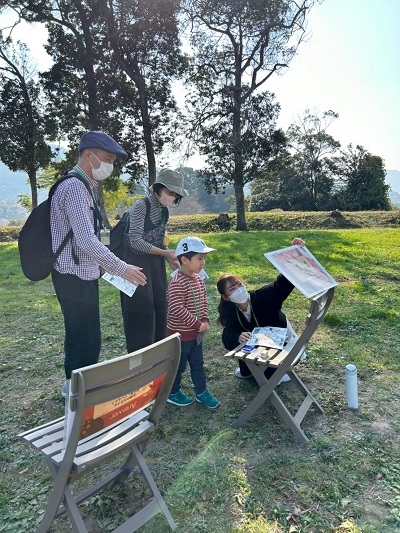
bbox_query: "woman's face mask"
[229,286,249,304]
[90,152,113,181]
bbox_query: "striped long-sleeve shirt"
[128,195,168,254]
[50,166,127,281]
[167,270,209,342]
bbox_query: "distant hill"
[386,170,400,207]
[0,162,32,204]
[0,163,47,224]
[386,169,400,192]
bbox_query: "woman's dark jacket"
[221,274,294,351]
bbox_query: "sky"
[266,0,400,172]
[2,0,399,172]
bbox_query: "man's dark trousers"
[52,270,101,379]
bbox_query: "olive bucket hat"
[153,169,189,197]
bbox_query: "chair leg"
[232,367,322,442]
[63,486,89,533]
[232,386,272,428]
[113,443,177,532]
[269,391,309,443]
[114,447,142,485]
[36,468,72,533]
[135,446,177,531]
[289,370,324,414]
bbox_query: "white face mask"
[229,286,249,304]
[90,152,113,181]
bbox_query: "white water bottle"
[345,364,358,409]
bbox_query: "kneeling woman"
[216,238,304,381]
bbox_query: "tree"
[5,0,184,219]
[195,92,286,200]
[334,145,390,211]
[250,153,303,211]
[0,35,53,208]
[39,7,141,225]
[99,0,184,183]
[286,109,340,210]
[2,0,130,223]
[183,0,319,230]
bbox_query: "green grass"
[1,228,399,532]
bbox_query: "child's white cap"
[176,236,216,256]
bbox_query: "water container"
[345,364,358,409]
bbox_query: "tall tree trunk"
[28,170,38,209]
[21,77,39,209]
[135,72,157,185]
[233,72,247,231]
[102,4,157,185]
[83,65,111,227]
[108,54,156,184]
[78,7,111,228]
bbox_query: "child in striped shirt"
[166,236,220,409]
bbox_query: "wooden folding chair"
[225,288,335,443]
[18,334,181,533]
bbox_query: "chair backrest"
[284,287,335,367]
[64,333,181,451]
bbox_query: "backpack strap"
[66,171,103,232]
[49,175,76,262]
[143,196,169,231]
[50,172,104,265]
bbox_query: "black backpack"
[108,197,169,259]
[18,172,101,281]
[108,211,130,260]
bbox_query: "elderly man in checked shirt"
[50,131,146,397]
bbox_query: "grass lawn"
[0,228,399,532]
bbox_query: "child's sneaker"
[196,390,220,409]
[167,390,193,406]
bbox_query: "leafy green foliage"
[195,93,284,191]
[176,166,236,213]
[102,181,133,218]
[333,145,391,211]
[0,36,54,208]
[285,109,340,210]
[250,112,392,213]
[9,0,183,186]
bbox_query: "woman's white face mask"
[90,152,113,181]
[229,286,249,304]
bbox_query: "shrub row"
[167,210,400,233]
[1,210,399,243]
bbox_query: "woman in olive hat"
[121,169,189,352]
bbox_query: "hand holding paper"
[102,273,137,297]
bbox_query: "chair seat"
[18,334,181,533]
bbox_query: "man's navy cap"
[79,131,128,158]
